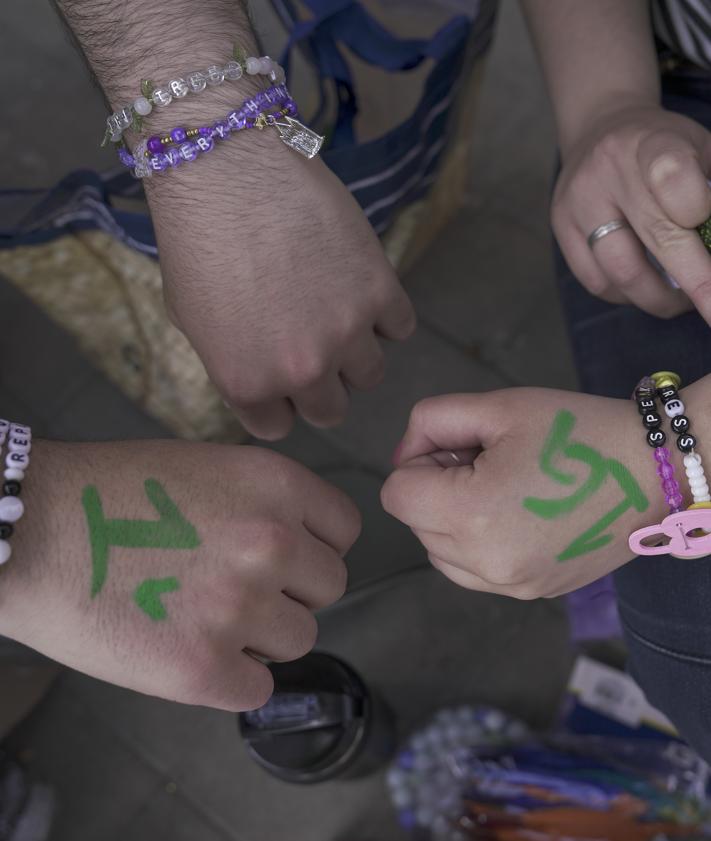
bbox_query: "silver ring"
[587,219,631,249]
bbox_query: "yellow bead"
[689,502,711,509]
[651,371,682,390]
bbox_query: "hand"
[553,103,711,320]
[150,133,416,440]
[0,441,360,711]
[381,388,669,599]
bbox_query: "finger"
[381,463,472,532]
[292,373,349,429]
[555,220,629,305]
[246,596,319,663]
[590,225,690,317]
[233,399,296,441]
[188,650,274,712]
[374,284,417,341]
[297,468,362,554]
[399,449,479,469]
[283,535,348,610]
[638,130,711,228]
[340,332,386,391]
[396,393,504,465]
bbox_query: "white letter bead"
[0,496,23,523]
[685,453,702,468]
[6,452,28,470]
[8,436,30,454]
[4,468,24,482]
[169,78,189,98]
[0,540,10,566]
[246,56,261,75]
[664,398,685,418]
[10,424,30,437]
[133,96,152,116]
[0,420,9,431]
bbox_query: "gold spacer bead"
[187,128,198,137]
[689,502,711,509]
[651,371,682,390]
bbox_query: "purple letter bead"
[195,135,214,153]
[147,135,164,155]
[227,110,248,130]
[656,462,675,480]
[164,147,182,167]
[285,100,298,115]
[149,153,169,172]
[170,127,187,144]
[654,446,671,463]
[178,141,199,162]
[212,121,231,140]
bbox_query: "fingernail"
[392,441,403,466]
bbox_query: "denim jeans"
[556,65,711,761]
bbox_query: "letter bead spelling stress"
[0,419,32,565]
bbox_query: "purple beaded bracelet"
[118,84,298,179]
[634,376,684,513]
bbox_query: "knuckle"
[646,148,688,189]
[243,518,294,564]
[289,614,319,660]
[606,254,644,290]
[647,217,687,252]
[282,347,329,390]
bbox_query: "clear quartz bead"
[133,95,153,116]
[151,87,173,107]
[223,60,243,81]
[169,78,189,98]
[246,56,261,75]
[205,64,225,85]
[187,71,207,93]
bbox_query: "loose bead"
[642,411,661,429]
[653,446,671,462]
[9,436,31,454]
[0,540,11,566]
[0,496,22,523]
[223,60,243,81]
[169,78,189,98]
[149,153,170,172]
[152,87,173,107]
[677,434,697,453]
[664,398,685,418]
[178,141,199,162]
[195,135,214,153]
[647,429,667,447]
[187,71,207,93]
[6,453,28,471]
[0,523,13,541]
[671,415,690,434]
[133,96,152,116]
[206,65,225,85]
[638,398,655,414]
[4,468,24,482]
[2,481,21,497]
[147,135,163,154]
[246,56,262,75]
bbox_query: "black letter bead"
[0,522,13,540]
[659,387,679,404]
[677,434,697,453]
[638,398,655,414]
[647,429,667,447]
[2,481,21,497]
[643,411,662,429]
[671,415,690,434]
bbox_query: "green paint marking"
[524,410,649,562]
[82,478,200,603]
[134,577,180,621]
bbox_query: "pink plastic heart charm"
[629,508,711,559]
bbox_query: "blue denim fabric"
[556,66,711,761]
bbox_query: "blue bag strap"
[280,1,471,147]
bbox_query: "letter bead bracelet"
[104,44,286,144]
[629,372,711,558]
[0,419,31,566]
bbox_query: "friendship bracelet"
[634,377,683,513]
[0,420,31,566]
[103,45,286,144]
[651,371,711,506]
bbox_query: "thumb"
[394,393,504,466]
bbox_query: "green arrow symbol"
[134,577,180,621]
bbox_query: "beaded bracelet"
[0,420,31,566]
[633,377,684,513]
[652,371,711,506]
[104,45,286,144]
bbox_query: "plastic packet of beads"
[386,705,711,841]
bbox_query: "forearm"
[520,0,660,155]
